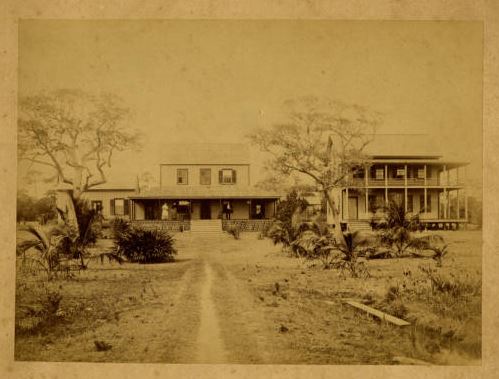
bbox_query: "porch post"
[364,165,368,218]
[249,199,252,219]
[457,189,460,220]
[384,164,388,204]
[464,189,468,223]
[444,188,447,219]
[424,188,427,216]
[424,164,427,186]
[404,164,408,213]
[345,187,349,220]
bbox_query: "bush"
[114,225,177,264]
[226,225,241,240]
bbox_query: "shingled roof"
[161,143,250,165]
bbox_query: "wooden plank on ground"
[343,300,411,326]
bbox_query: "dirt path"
[194,261,228,363]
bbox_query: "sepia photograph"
[14,19,483,366]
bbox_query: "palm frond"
[23,225,50,251]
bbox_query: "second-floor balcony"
[348,177,465,187]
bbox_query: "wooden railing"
[347,178,464,187]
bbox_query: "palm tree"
[16,225,65,279]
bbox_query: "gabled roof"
[129,186,281,199]
[161,143,250,165]
[364,134,441,159]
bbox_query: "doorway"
[200,200,211,219]
[348,197,358,220]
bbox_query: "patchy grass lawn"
[15,228,481,365]
[211,230,481,365]
[15,236,203,362]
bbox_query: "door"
[200,200,211,219]
[348,197,358,220]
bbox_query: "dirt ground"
[15,230,482,365]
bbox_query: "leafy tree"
[17,190,36,222]
[276,190,309,231]
[249,96,381,244]
[18,89,141,225]
[17,190,57,223]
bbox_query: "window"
[91,200,103,213]
[177,169,188,185]
[395,168,405,178]
[219,169,237,184]
[352,167,364,179]
[110,198,128,216]
[419,193,431,213]
[200,168,211,185]
[375,168,384,180]
[417,168,425,179]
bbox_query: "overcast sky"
[18,20,483,194]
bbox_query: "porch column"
[364,166,369,217]
[424,164,427,186]
[457,189,460,220]
[444,188,449,219]
[384,164,388,204]
[424,188,427,215]
[249,199,252,219]
[404,164,408,213]
[464,189,468,222]
[345,187,349,220]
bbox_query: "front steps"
[346,220,372,232]
[190,219,224,234]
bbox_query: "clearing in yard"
[15,230,481,365]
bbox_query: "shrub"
[114,226,177,263]
[226,225,241,240]
[111,217,131,239]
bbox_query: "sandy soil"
[15,230,482,364]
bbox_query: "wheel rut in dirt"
[195,260,228,363]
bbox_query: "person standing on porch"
[225,202,232,220]
[161,203,169,220]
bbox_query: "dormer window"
[177,169,188,185]
[219,169,237,184]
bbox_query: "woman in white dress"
[161,202,169,220]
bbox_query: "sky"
[18,20,483,195]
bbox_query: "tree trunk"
[323,188,347,245]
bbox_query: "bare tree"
[249,96,381,243]
[18,89,141,199]
[18,89,141,227]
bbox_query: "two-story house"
[326,134,469,231]
[127,143,281,232]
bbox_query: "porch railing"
[130,220,191,232]
[347,177,464,187]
